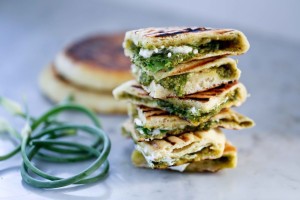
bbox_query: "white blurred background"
[1,0,299,43]
[117,0,300,42]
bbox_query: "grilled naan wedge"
[124,104,254,141]
[132,142,237,172]
[113,80,247,125]
[123,122,226,168]
[123,27,249,74]
[132,56,241,98]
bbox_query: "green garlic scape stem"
[0,96,111,188]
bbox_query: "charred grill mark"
[130,81,238,106]
[131,84,143,89]
[143,108,163,114]
[145,110,166,116]
[131,84,148,95]
[144,111,161,117]
[215,30,234,34]
[131,84,157,96]
[140,106,166,113]
[141,108,154,112]
[138,106,172,118]
[146,113,170,119]
[165,137,176,145]
[137,105,152,110]
[180,134,191,142]
[186,97,210,102]
[146,132,206,151]
[66,33,131,71]
[172,56,225,74]
[185,81,237,99]
[146,27,213,37]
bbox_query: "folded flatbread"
[133,56,240,98]
[113,80,247,125]
[123,122,226,168]
[124,104,254,141]
[131,142,237,172]
[123,27,249,74]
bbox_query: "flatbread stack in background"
[113,27,254,172]
[39,33,133,114]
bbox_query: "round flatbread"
[54,33,132,91]
[39,65,128,114]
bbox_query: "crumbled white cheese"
[131,64,138,74]
[169,46,193,54]
[139,49,154,58]
[139,45,194,58]
[168,163,189,172]
[136,144,175,167]
[204,97,219,110]
[190,107,198,114]
[134,118,143,126]
[152,129,162,135]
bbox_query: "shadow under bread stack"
[113,27,255,172]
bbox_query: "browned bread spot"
[65,33,131,71]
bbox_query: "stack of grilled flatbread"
[113,27,254,172]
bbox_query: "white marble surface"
[0,1,300,200]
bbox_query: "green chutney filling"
[216,64,234,79]
[150,146,215,169]
[128,40,235,73]
[137,64,235,97]
[156,90,237,124]
[119,89,238,124]
[134,120,218,140]
[130,105,217,139]
[158,73,189,96]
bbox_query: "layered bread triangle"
[124,27,249,74]
[113,80,247,125]
[125,104,254,141]
[123,122,226,168]
[132,56,241,98]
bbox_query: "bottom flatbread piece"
[123,121,226,168]
[132,142,237,172]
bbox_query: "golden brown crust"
[65,33,131,72]
[54,33,133,91]
[39,65,128,114]
[52,65,111,94]
[223,142,237,152]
